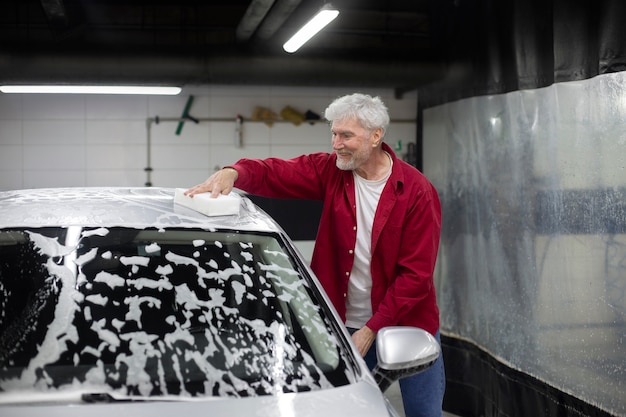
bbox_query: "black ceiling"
[0,0,446,93]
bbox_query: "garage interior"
[1,0,625,416]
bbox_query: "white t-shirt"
[345,153,392,329]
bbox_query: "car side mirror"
[372,327,440,392]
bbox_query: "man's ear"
[371,127,383,147]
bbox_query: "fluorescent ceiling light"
[283,5,339,53]
[0,85,182,95]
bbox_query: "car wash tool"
[174,188,240,216]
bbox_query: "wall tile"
[269,123,329,146]
[0,86,414,192]
[86,120,147,145]
[151,144,210,170]
[22,95,85,119]
[0,120,23,144]
[208,144,271,172]
[23,170,86,188]
[23,120,85,145]
[211,121,270,146]
[0,171,23,191]
[0,95,23,120]
[86,144,146,170]
[150,169,213,188]
[23,144,86,170]
[86,170,146,187]
[0,145,23,170]
[86,95,148,119]
[270,145,331,160]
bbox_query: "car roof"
[0,187,280,232]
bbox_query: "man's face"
[331,117,376,171]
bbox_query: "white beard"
[336,155,357,170]
[335,146,372,171]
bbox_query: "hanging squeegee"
[175,95,196,135]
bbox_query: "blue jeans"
[350,328,446,417]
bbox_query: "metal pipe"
[144,115,416,186]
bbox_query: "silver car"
[0,187,439,417]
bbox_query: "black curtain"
[421,0,626,109]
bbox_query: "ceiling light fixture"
[0,85,182,95]
[283,4,339,53]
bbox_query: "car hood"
[0,381,394,417]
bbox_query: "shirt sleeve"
[232,154,330,200]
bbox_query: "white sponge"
[174,188,240,216]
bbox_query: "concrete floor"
[386,381,458,417]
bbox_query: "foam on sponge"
[174,188,240,216]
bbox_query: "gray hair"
[324,93,390,138]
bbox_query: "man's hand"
[185,167,238,198]
[351,326,376,357]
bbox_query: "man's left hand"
[351,326,376,357]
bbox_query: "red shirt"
[232,143,441,336]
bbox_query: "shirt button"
[348,250,353,254]
[345,272,350,276]
[352,226,357,231]
[343,293,347,298]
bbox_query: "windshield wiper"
[0,390,213,405]
[0,391,143,405]
[81,392,213,403]
[81,392,134,403]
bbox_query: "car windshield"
[0,227,353,399]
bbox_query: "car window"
[0,227,353,399]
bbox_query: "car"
[0,187,439,417]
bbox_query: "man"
[186,93,445,417]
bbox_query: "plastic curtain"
[424,71,626,416]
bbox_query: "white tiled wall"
[0,85,417,191]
